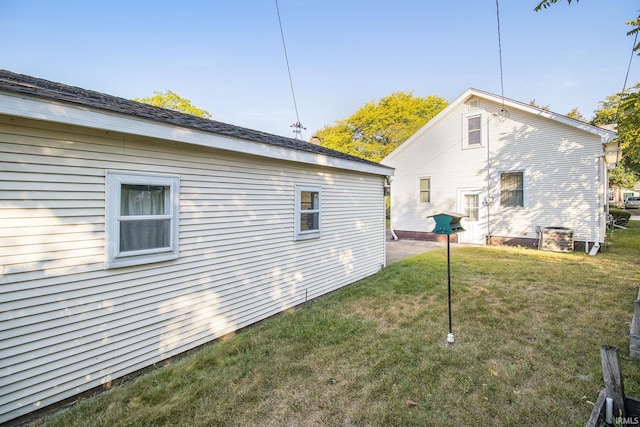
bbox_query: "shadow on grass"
[41,223,640,427]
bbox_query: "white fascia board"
[0,92,394,177]
[382,91,466,165]
[465,88,618,144]
[383,87,618,167]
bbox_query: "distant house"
[0,70,393,424]
[382,88,617,251]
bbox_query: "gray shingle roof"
[0,69,382,167]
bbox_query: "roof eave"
[0,91,394,176]
[383,88,618,164]
[465,88,618,143]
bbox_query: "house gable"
[383,88,617,165]
[383,88,615,250]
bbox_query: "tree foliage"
[534,0,576,11]
[566,107,586,122]
[592,82,640,179]
[609,163,639,197]
[590,92,619,127]
[616,84,640,174]
[534,0,640,54]
[528,99,550,111]
[314,91,448,162]
[134,90,212,119]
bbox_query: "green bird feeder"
[427,212,466,344]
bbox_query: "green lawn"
[40,222,640,427]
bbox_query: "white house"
[383,88,618,252]
[0,70,393,424]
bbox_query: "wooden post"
[631,299,640,359]
[601,345,626,418]
[585,389,607,427]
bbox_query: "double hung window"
[500,172,524,208]
[462,112,486,148]
[106,171,180,268]
[419,177,431,203]
[295,185,321,240]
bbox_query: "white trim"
[383,88,617,164]
[0,91,394,177]
[462,112,487,148]
[498,170,526,210]
[457,188,486,244]
[416,176,432,204]
[105,171,180,268]
[294,185,322,241]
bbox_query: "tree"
[534,1,640,54]
[528,99,550,111]
[616,83,640,174]
[608,163,639,205]
[566,107,586,122]
[314,92,448,162]
[590,92,620,127]
[592,82,640,177]
[134,90,212,119]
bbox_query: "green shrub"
[610,207,631,226]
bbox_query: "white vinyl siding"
[106,171,180,268]
[388,96,604,245]
[0,115,386,423]
[462,112,486,148]
[294,185,321,240]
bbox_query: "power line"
[613,29,638,126]
[275,0,305,139]
[622,30,638,93]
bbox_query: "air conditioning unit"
[539,227,574,253]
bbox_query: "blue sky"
[2,1,638,140]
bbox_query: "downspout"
[390,227,399,241]
[588,154,602,256]
[386,176,399,241]
[486,113,492,245]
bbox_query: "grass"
[38,222,640,427]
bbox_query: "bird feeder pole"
[447,234,453,343]
[427,212,466,344]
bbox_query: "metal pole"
[447,234,454,343]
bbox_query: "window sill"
[462,144,485,150]
[106,251,178,269]
[294,232,321,241]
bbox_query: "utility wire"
[622,30,638,95]
[611,30,638,127]
[275,0,305,139]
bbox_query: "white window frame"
[499,170,525,209]
[105,171,180,268]
[464,193,480,221]
[417,176,431,204]
[294,185,321,240]
[462,112,486,149]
